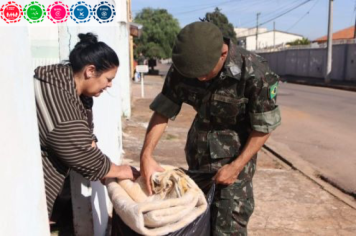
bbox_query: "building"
[313,25,356,44]
[235,27,303,51]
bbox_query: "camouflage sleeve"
[244,55,281,133]
[149,66,183,120]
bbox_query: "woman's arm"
[47,120,138,181]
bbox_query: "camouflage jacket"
[150,42,281,172]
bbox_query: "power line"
[174,0,243,16]
[222,0,268,14]
[236,0,312,36]
[286,0,320,32]
[132,0,239,14]
[237,0,303,27]
[258,0,312,27]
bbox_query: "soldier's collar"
[221,38,242,81]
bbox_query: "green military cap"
[172,22,223,78]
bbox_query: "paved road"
[272,82,356,194]
[156,63,356,194]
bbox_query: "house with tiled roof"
[313,26,355,43]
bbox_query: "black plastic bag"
[111,170,216,236]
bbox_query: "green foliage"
[205,8,237,44]
[134,8,180,59]
[287,37,310,46]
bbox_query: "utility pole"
[325,0,333,83]
[273,21,276,48]
[354,11,356,38]
[256,12,260,50]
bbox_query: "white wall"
[55,1,131,235]
[0,2,50,236]
[116,0,131,117]
[246,31,303,50]
[235,27,267,37]
[0,0,131,235]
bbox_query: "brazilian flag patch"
[269,82,278,99]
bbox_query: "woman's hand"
[101,163,140,184]
[116,165,140,180]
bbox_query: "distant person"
[135,52,146,82]
[33,33,139,217]
[137,52,145,65]
[139,22,281,235]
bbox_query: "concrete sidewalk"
[281,75,356,92]
[122,75,356,235]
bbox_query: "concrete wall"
[259,44,356,81]
[345,44,356,81]
[0,1,50,235]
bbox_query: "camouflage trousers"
[185,153,256,236]
[211,179,254,236]
[185,122,256,235]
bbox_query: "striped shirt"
[34,64,111,216]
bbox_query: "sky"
[132,0,356,40]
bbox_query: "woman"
[34,33,139,216]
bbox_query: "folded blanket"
[107,166,207,236]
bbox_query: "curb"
[263,141,356,210]
[281,79,356,92]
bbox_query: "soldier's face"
[197,43,229,82]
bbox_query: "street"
[271,82,356,195]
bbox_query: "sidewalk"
[281,75,356,92]
[122,75,356,235]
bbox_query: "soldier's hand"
[214,163,242,185]
[140,155,164,195]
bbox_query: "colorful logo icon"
[93,1,115,24]
[70,1,92,24]
[47,1,69,24]
[23,1,46,24]
[0,1,23,24]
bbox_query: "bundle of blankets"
[107,166,207,236]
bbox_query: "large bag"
[111,170,216,236]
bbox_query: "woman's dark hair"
[69,33,119,73]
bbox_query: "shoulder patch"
[269,82,278,99]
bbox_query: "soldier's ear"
[220,43,229,60]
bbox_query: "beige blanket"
[107,167,207,236]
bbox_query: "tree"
[204,8,237,44]
[134,8,180,59]
[287,38,310,46]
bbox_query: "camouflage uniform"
[150,42,281,235]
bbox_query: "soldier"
[140,22,281,235]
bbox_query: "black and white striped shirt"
[34,64,111,216]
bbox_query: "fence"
[258,43,356,81]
